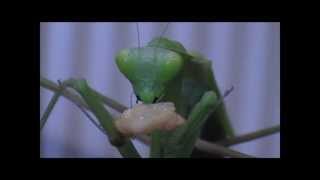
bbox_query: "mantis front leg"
[151,91,219,158]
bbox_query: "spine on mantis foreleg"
[64,79,141,158]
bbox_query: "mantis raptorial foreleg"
[150,90,219,158]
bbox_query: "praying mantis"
[40,23,239,158]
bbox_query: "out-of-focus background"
[40,22,280,158]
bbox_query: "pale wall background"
[40,22,280,158]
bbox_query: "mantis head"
[116,46,183,104]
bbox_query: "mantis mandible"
[41,23,235,158]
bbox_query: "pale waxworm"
[115,102,185,137]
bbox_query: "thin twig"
[216,125,280,146]
[195,139,255,158]
[40,76,256,158]
[133,135,253,158]
[41,76,127,112]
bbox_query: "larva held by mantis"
[115,102,185,137]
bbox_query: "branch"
[216,125,280,146]
[134,135,253,158]
[40,76,254,158]
[41,76,127,112]
[195,139,254,158]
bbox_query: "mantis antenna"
[159,22,170,39]
[150,22,171,103]
[136,22,141,48]
[154,22,170,48]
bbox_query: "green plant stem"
[40,76,261,158]
[216,125,280,147]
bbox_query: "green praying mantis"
[40,23,237,158]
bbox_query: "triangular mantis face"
[116,46,183,104]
